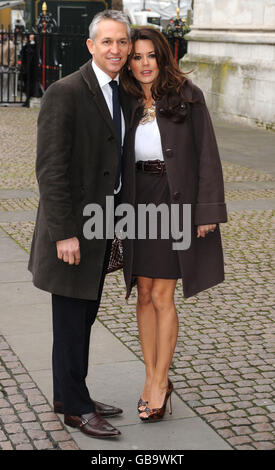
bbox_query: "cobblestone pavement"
[0,335,79,450]
[0,108,274,450]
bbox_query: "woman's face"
[129,39,159,87]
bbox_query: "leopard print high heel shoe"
[139,379,173,422]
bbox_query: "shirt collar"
[91,60,119,88]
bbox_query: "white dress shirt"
[92,61,125,193]
[135,117,164,162]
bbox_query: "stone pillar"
[180,0,275,129]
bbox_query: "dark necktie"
[109,80,122,191]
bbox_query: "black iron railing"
[0,29,89,106]
[0,21,189,106]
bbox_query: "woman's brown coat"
[121,80,228,299]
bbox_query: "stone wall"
[180,0,275,129]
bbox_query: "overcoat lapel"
[79,60,118,143]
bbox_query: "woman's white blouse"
[135,117,164,162]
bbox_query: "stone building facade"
[180,0,275,129]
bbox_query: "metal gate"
[0,30,25,105]
[0,29,89,106]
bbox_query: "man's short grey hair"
[89,10,131,41]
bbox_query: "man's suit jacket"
[28,60,131,300]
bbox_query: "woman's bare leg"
[139,278,178,416]
[136,276,157,404]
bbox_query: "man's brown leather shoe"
[64,412,121,438]
[53,400,123,417]
[92,400,123,417]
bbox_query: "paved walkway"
[0,108,274,450]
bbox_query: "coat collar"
[79,60,131,136]
[79,59,100,95]
[127,95,143,130]
[80,60,115,139]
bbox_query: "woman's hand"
[197,224,217,238]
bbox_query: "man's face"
[86,19,131,78]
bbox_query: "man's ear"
[86,38,95,56]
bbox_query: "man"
[21,34,40,106]
[28,10,132,439]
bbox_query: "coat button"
[165,148,173,158]
[103,170,110,176]
[173,191,180,201]
[108,135,114,141]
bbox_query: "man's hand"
[197,224,217,238]
[56,237,81,265]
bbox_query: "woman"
[120,27,227,422]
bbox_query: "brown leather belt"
[136,159,166,175]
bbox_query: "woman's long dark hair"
[120,27,193,121]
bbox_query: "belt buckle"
[156,160,164,176]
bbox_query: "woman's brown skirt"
[132,168,181,279]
